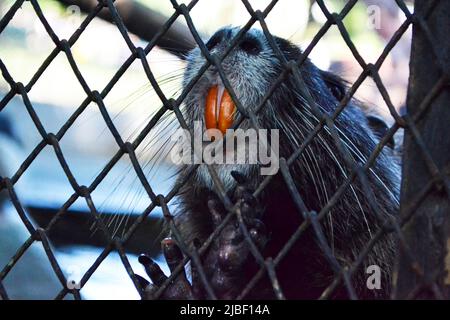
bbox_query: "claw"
[162,238,184,272]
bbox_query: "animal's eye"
[240,37,261,55]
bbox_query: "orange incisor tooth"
[218,89,235,135]
[204,85,236,137]
[205,85,218,131]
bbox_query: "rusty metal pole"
[395,0,450,299]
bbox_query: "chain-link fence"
[0,0,449,300]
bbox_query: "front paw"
[137,171,268,300]
[203,171,268,298]
[137,238,196,300]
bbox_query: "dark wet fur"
[173,30,400,299]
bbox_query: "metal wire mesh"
[0,0,449,300]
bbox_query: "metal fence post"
[395,0,450,299]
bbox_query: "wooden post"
[395,0,450,299]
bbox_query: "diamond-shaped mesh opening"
[0,1,56,85]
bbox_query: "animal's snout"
[205,28,262,56]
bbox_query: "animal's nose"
[206,29,226,51]
[239,33,261,55]
[206,29,261,56]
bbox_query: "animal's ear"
[320,69,348,102]
[366,115,395,149]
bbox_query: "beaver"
[136,27,401,300]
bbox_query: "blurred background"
[0,0,413,299]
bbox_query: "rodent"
[139,26,401,300]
